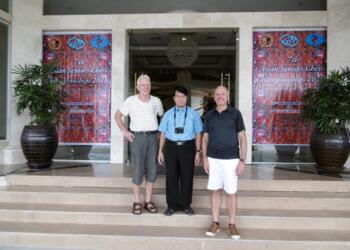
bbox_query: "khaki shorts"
[207,157,239,194]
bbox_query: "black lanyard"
[174,106,188,128]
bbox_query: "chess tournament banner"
[252,29,327,144]
[43,31,111,144]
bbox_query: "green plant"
[302,67,350,134]
[12,61,65,125]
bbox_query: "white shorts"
[207,157,239,194]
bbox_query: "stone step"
[6,174,350,192]
[0,247,87,250]
[0,222,348,250]
[0,203,349,230]
[1,186,350,210]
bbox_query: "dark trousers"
[165,140,195,210]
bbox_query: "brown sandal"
[132,202,142,215]
[143,201,158,213]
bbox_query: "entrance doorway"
[128,29,237,113]
[127,29,237,168]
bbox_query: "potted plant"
[13,61,65,169]
[302,67,350,174]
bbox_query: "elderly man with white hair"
[115,74,164,215]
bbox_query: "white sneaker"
[228,224,240,240]
[205,222,220,236]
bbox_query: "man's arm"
[157,133,166,165]
[202,133,210,174]
[157,98,164,117]
[194,133,202,166]
[236,130,247,176]
[114,111,134,142]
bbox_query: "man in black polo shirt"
[202,85,247,240]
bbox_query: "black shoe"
[183,207,195,215]
[164,207,176,216]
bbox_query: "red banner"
[253,29,327,144]
[43,32,111,144]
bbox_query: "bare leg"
[211,189,222,222]
[133,184,142,203]
[145,181,154,202]
[226,193,237,224]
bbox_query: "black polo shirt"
[203,106,245,159]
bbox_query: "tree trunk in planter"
[21,125,58,169]
[310,127,350,174]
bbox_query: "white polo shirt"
[119,95,164,132]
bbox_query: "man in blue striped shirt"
[158,85,203,216]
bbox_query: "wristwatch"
[239,158,245,163]
[196,149,201,153]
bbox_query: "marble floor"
[1,161,349,181]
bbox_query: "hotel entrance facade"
[2,0,349,168]
[0,1,350,249]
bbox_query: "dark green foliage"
[302,67,350,134]
[12,61,65,125]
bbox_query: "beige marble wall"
[0,140,6,164]
[327,0,350,168]
[327,0,350,70]
[4,0,43,163]
[7,0,349,166]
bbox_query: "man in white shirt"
[115,74,164,215]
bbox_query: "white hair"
[136,74,151,85]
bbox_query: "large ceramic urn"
[21,125,58,169]
[310,127,350,174]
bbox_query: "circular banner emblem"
[280,34,299,47]
[49,37,62,50]
[305,33,325,47]
[260,34,274,48]
[91,35,109,49]
[68,37,85,50]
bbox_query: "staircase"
[0,167,349,250]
